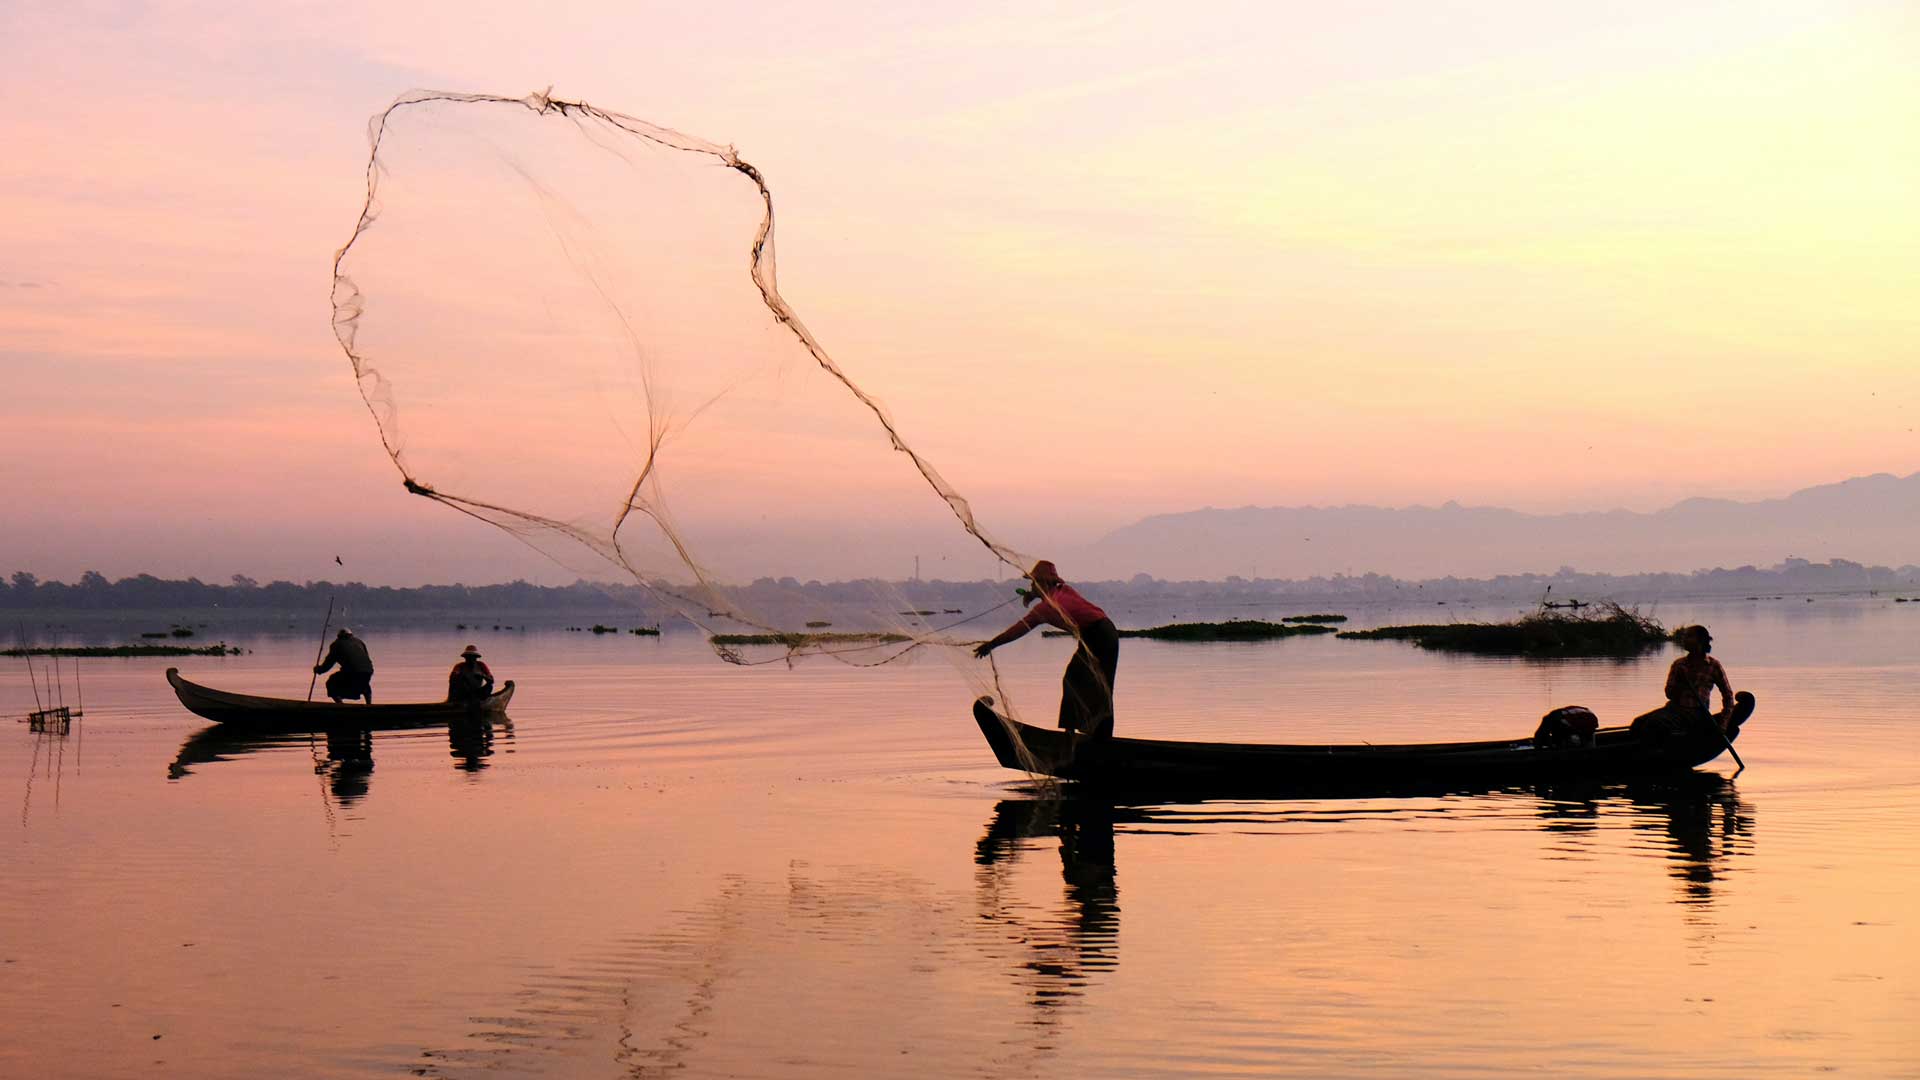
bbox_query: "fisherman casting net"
[329,90,1090,754]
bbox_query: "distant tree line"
[0,572,661,613]
[4,557,1914,613]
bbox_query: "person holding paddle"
[1666,624,1735,730]
[313,628,375,704]
[974,561,1120,739]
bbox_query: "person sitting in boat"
[446,644,495,703]
[1665,624,1735,729]
[973,561,1120,738]
[313,628,374,704]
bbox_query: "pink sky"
[3,1,1915,584]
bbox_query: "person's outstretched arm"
[974,610,1045,658]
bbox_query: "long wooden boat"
[166,667,513,731]
[973,691,1754,792]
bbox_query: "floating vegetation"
[1046,620,1337,642]
[590,624,618,634]
[140,631,169,639]
[629,627,660,636]
[3,644,244,658]
[710,631,911,647]
[1337,603,1668,657]
[804,620,833,628]
[1281,614,1347,624]
[169,626,195,638]
[1125,620,1337,641]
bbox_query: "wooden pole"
[305,596,336,702]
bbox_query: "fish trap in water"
[26,706,74,735]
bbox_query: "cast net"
[330,90,1089,758]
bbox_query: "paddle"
[305,595,336,703]
[1712,704,1745,775]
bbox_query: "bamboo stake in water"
[20,624,45,715]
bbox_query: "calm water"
[4,597,1918,1078]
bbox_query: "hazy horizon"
[5,469,1914,588]
[4,2,1915,589]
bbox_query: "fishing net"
[332,92,1012,623]
[329,90,1091,761]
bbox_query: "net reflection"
[166,716,513,802]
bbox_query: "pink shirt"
[1012,583,1110,634]
[1666,654,1732,710]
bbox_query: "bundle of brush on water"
[1338,601,1668,657]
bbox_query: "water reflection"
[1633,777,1753,907]
[167,716,512,802]
[1531,775,1753,905]
[447,716,499,772]
[975,776,1754,1012]
[975,798,1125,1022]
[322,727,374,802]
[17,717,80,826]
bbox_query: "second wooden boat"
[166,667,514,731]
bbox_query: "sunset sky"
[4,1,1915,585]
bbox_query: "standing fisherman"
[974,561,1120,738]
[313,628,375,704]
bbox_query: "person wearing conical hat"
[974,561,1120,738]
[446,643,495,704]
[313,627,375,704]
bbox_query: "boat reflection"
[1532,773,1754,907]
[167,715,512,802]
[975,774,1753,1018]
[975,797,1126,1020]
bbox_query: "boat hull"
[166,667,513,731]
[973,692,1753,793]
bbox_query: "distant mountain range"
[1068,472,1920,580]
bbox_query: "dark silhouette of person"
[1665,625,1736,729]
[446,644,495,703]
[313,628,374,704]
[1632,624,1737,743]
[974,560,1119,737]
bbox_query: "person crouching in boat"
[447,644,495,703]
[974,561,1120,738]
[313,628,375,704]
[1666,624,1735,729]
